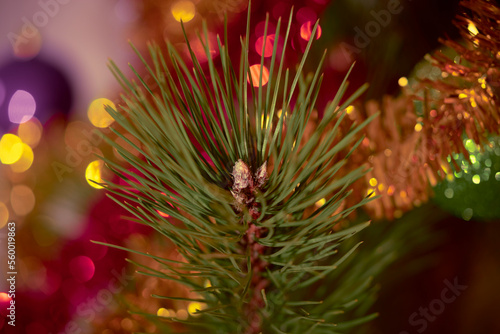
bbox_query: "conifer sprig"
[95,6,378,333]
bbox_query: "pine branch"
[98,6,377,333]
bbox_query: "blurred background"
[0,0,499,333]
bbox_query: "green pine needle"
[98,5,381,334]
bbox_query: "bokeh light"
[398,77,408,87]
[462,208,473,221]
[10,185,35,216]
[248,64,270,87]
[157,307,170,317]
[87,98,116,128]
[255,34,275,57]
[171,1,195,23]
[18,118,42,148]
[0,134,23,164]
[467,21,478,36]
[85,160,105,189]
[8,90,36,124]
[0,292,10,303]
[188,302,206,316]
[300,21,322,41]
[315,198,326,207]
[176,309,188,320]
[69,256,95,283]
[10,143,34,173]
[0,202,8,229]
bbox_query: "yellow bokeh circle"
[85,160,105,189]
[171,1,195,23]
[87,98,116,128]
[0,134,23,164]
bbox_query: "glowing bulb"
[467,22,478,36]
[0,134,23,164]
[369,178,378,187]
[157,308,170,317]
[188,302,205,316]
[346,105,354,114]
[472,174,480,184]
[398,77,408,87]
[87,98,116,128]
[387,185,395,196]
[85,160,105,189]
[247,64,269,87]
[315,198,326,207]
[171,1,195,22]
[414,123,423,132]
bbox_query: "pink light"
[8,89,36,124]
[69,256,95,283]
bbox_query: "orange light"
[300,21,321,41]
[247,64,269,87]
